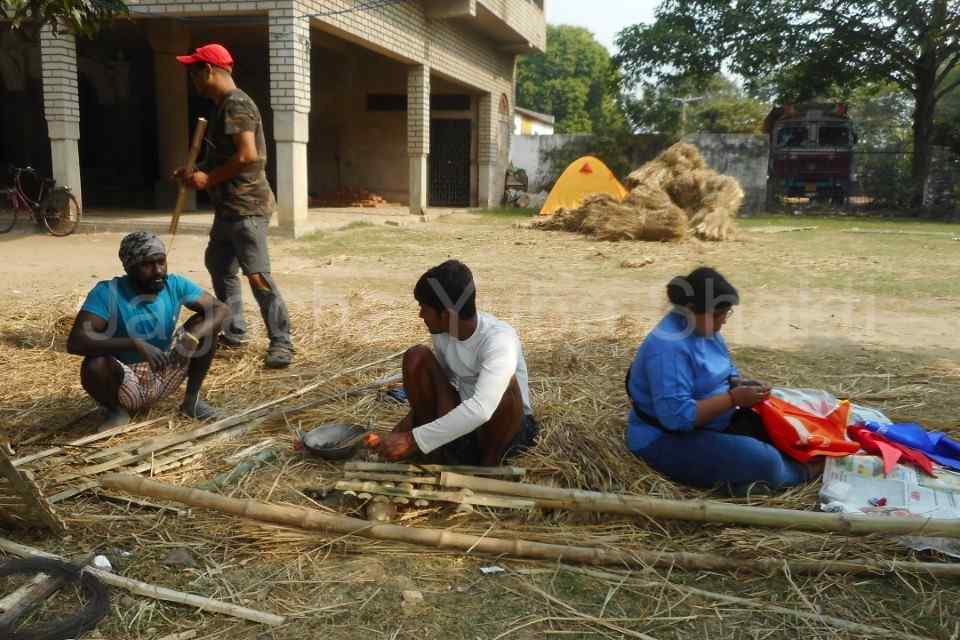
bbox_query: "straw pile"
[3,290,960,638]
[538,143,743,242]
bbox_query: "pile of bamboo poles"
[331,465,960,538]
[101,473,960,578]
[8,359,403,507]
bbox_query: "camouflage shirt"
[202,89,277,218]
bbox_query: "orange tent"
[539,156,628,216]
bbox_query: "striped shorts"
[117,357,189,412]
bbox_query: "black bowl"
[300,423,366,460]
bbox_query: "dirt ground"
[4,213,959,354]
[2,212,960,640]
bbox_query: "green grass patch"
[742,213,960,234]
[475,207,537,218]
[300,223,443,259]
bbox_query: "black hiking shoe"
[264,343,294,369]
[218,333,250,349]
[180,398,223,421]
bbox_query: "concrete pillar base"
[274,111,310,237]
[478,163,497,208]
[409,154,428,215]
[49,124,82,205]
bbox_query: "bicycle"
[0,166,82,236]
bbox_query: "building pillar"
[40,26,82,207]
[270,6,311,237]
[477,93,498,208]
[407,64,430,215]
[147,20,193,210]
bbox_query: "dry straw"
[3,289,960,637]
[537,142,741,242]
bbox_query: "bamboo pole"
[0,537,285,626]
[169,118,208,237]
[0,449,66,533]
[0,572,66,628]
[439,472,960,538]
[100,474,960,577]
[344,462,526,478]
[49,449,203,504]
[99,361,403,464]
[12,417,168,467]
[342,471,440,485]
[334,480,536,510]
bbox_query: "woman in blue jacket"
[626,267,817,492]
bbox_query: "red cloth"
[756,396,859,462]
[848,426,936,476]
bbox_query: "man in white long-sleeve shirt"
[375,260,538,466]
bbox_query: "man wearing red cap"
[175,43,294,369]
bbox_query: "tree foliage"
[626,74,769,137]
[517,25,627,134]
[0,0,128,39]
[615,0,960,207]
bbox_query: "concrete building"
[514,106,554,135]
[0,0,546,236]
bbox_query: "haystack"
[624,142,707,191]
[536,142,741,242]
[536,191,686,242]
[667,169,744,241]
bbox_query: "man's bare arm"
[181,292,229,339]
[205,131,259,187]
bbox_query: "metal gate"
[430,119,471,207]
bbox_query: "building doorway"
[429,118,471,206]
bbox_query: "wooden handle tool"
[169,117,208,236]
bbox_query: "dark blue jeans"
[631,410,810,491]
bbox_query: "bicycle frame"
[13,170,48,218]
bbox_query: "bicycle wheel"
[41,189,81,236]
[0,192,17,233]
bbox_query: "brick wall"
[125,0,524,127]
[407,64,430,155]
[269,0,311,114]
[304,0,516,99]
[39,26,80,126]
[477,0,546,50]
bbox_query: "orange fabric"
[539,156,628,216]
[756,396,859,462]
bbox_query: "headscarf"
[119,232,166,271]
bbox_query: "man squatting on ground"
[67,232,229,429]
[374,260,539,466]
[174,43,294,369]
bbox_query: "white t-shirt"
[412,312,532,454]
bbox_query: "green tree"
[615,1,960,208]
[935,67,960,151]
[626,74,769,136]
[1,0,127,38]
[517,25,627,134]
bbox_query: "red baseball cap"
[176,43,234,69]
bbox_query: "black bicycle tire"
[0,557,110,640]
[0,194,17,233]
[42,190,81,237]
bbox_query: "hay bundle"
[624,142,707,191]
[667,169,744,242]
[535,191,686,242]
[538,143,741,242]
